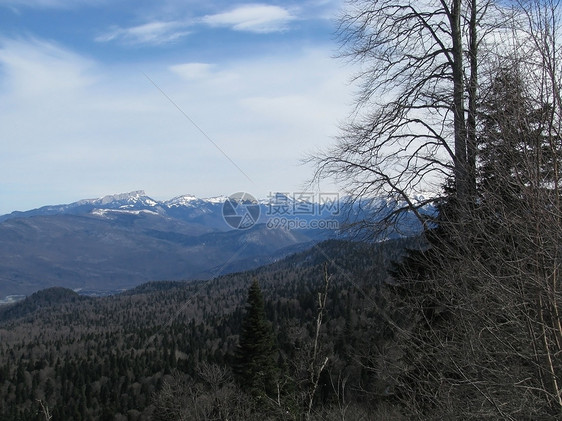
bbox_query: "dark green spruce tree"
[233,279,279,399]
[381,62,562,419]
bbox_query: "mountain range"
[0,191,342,301]
[0,190,430,301]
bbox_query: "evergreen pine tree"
[478,65,554,203]
[383,63,562,418]
[233,279,278,398]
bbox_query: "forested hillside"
[3,0,562,418]
[0,238,417,420]
[308,0,562,417]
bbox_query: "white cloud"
[202,4,296,33]
[96,21,190,45]
[169,62,240,89]
[0,37,352,214]
[170,63,215,80]
[0,38,96,97]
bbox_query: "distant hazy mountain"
[0,191,340,300]
[0,190,433,301]
[0,190,229,229]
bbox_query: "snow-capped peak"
[202,196,228,204]
[75,190,158,208]
[164,194,228,207]
[99,190,148,205]
[164,194,199,207]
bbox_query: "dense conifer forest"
[3,0,562,418]
[0,238,417,420]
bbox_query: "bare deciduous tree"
[322,0,562,417]
[310,0,499,233]
[384,46,562,419]
[37,399,52,421]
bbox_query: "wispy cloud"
[202,4,296,33]
[170,63,215,80]
[0,38,96,97]
[0,36,352,214]
[94,3,301,47]
[96,21,190,45]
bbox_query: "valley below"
[0,191,341,300]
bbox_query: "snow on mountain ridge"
[203,196,228,204]
[1,191,439,221]
[164,194,200,207]
[100,190,154,205]
[92,208,160,217]
[75,190,155,207]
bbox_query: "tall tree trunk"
[467,0,479,197]
[449,0,469,199]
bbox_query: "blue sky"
[0,0,353,214]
